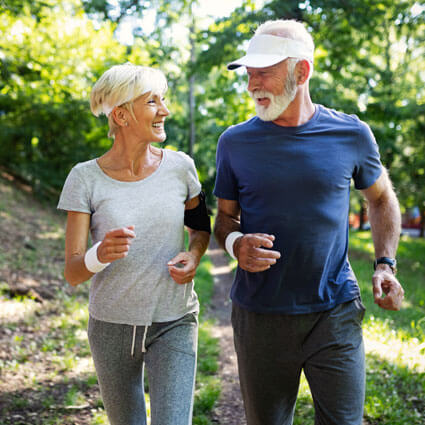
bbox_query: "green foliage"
[0,0,157,197]
[365,355,425,424]
[0,0,55,16]
[0,0,119,196]
[197,321,219,375]
[193,375,221,419]
[1,0,423,215]
[194,257,214,314]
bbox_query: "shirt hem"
[88,305,199,326]
[231,293,360,315]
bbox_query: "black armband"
[184,191,211,233]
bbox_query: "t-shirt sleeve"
[352,120,383,190]
[185,155,202,200]
[213,133,238,200]
[57,166,91,213]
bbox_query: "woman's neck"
[98,140,162,181]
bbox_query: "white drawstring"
[130,325,149,357]
[131,325,137,357]
[141,326,148,353]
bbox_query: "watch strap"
[374,257,397,274]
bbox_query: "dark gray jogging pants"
[232,298,366,425]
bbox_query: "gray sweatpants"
[232,298,366,425]
[88,312,198,425]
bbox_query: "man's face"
[247,60,298,121]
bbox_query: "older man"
[213,19,404,425]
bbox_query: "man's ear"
[296,60,311,85]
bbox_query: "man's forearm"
[368,187,401,258]
[214,211,241,249]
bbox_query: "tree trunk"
[188,5,196,158]
[188,74,195,158]
[420,207,425,238]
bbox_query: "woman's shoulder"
[72,158,97,171]
[163,148,195,169]
[64,159,99,186]
[68,158,98,177]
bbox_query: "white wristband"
[84,241,110,273]
[225,231,244,260]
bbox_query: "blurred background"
[0,0,424,235]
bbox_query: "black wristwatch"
[374,257,397,275]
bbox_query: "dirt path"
[207,238,247,425]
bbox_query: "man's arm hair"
[361,168,401,260]
[214,198,241,249]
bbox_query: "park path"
[206,238,247,425]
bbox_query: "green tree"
[0,0,155,196]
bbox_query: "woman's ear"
[111,107,129,127]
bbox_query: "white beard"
[249,72,298,121]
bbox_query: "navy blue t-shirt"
[214,104,382,314]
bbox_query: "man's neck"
[272,90,315,127]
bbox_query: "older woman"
[57,63,210,425]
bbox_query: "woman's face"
[130,92,169,143]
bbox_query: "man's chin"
[256,107,280,122]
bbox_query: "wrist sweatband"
[84,241,110,273]
[225,231,244,260]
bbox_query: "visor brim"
[227,54,290,70]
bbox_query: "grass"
[190,231,221,425]
[292,230,425,425]
[0,173,220,425]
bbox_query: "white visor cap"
[227,34,314,70]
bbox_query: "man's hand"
[168,252,199,284]
[97,225,136,263]
[372,266,404,310]
[234,233,281,273]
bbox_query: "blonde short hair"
[255,19,314,78]
[90,63,168,137]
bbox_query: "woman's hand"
[97,225,136,264]
[167,251,200,284]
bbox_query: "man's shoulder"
[317,105,375,147]
[221,116,261,138]
[318,104,365,131]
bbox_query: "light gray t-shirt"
[58,149,201,325]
